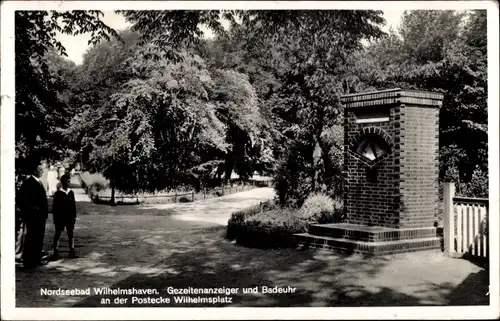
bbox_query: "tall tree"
[15,10,118,175]
[252,11,385,205]
[353,10,488,196]
[67,10,385,203]
[66,36,268,201]
[64,30,142,169]
[135,10,386,205]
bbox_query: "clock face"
[355,134,389,161]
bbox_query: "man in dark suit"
[17,163,49,269]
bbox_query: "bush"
[178,196,193,203]
[226,200,278,240]
[299,193,344,224]
[442,166,488,198]
[456,168,488,198]
[227,208,307,249]
[273,144,314,208]
[273,140,344,208]
[89,181,107,194]
[226,195,346,249]
[299,193,334,219]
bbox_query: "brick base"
[309,223,438,242]
[294,223,441,256]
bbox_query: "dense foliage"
[299,193,344,224]
[16,9,488,204]
[353,10,488,197]
[65,34,270,198]
[157,10,387,206]
[226,201,307,249]
[15,10,118,175]
[226,193,344,249]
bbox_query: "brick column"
[341,89,443,229]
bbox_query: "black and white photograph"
[1,1,499,320]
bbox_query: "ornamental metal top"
[340,88,444,109]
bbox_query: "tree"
[211,69,265,181]
[15,10,118,175]
[64,30,142,170]
[120,10,386,205]
[353,10,488,196]
[196,27,287,177]
[66,35,268,202]
[62,10,386,203]
[134,10,386,205]
[253,11,385,205]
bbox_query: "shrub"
[299,193,335,219]
[273,144,314,208]
[273,148,345,208]
[228,208,307,249]
[89,181,107,194]
[226,200,278,240]
[178,196,193,203]
[456,168,488,198]
[299,193,344,224]
[226,195,347,249]
[442,166,488,198]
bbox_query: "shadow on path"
[74,229,489,307]
[17,189,489,308]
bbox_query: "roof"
[340,88,444,109]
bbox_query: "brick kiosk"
[295,88,445,255]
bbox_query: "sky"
[57,10,405,65]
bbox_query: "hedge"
[226,194,344,249]
[226,203,309,249]
[226,200,277,240]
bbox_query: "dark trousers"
[53,220,75,251]
[15,213,24,256]
[22,217,46,267]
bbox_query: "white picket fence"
[443,183,489,259]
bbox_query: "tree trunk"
[110,183,116,207]
[318,139,333,185]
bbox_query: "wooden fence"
[443,183,489,259]
[77,173,273,205]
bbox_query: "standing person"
[51,174,78,259]
[47,165,58,196]
[57,165,66,180]
[15,175,25,261]
[17,164,49,269]
[15,204,26,262]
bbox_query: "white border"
[1,1,499,320]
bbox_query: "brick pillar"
[399,104,441,228]
[341,89,443,229]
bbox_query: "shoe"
[49,250,60,261]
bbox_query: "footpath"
[15,186,275,307]
[15,177,488,308]
[70,175,92,202]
